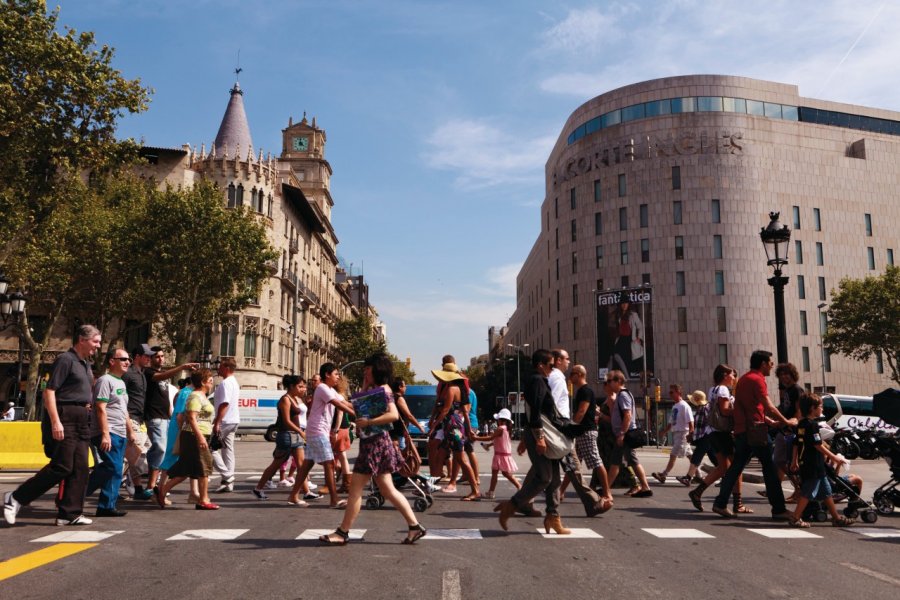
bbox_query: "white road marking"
[31,530,124,543]
[746,528,822,539]
[296,528,366,541]
[166,529,248,541]
[537,527,603,539]
[442,569,461,600]
[840,562,900,587]
[642,528,714,539]
[421,528,482,540]
[851,527,900,538]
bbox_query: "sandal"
[688,489,704,512]
[319,527,350,545]
[443,485,458,494]
[733,504,754,514]
[483,491,495,499]
[331,499,348,509]
[832,516,855,527]
[624,487,641,497]
[789,517,810,528]
[461,493,482,502]
[402,523,427,544]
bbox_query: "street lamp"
[817,303,828,393]
[759,212,791,363]
[507,343,529,431]
[0,278,27,410]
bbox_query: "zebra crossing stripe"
[537,527,603,539]
[852,528,900,538]
[297,529,366,541]
[746,528,822,539]
[166,529,248,541]
[421,529,482,540]
[642,528,714,539]
[30,530,124,543]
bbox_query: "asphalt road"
[1,439,898,600]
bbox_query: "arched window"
[227,183,236,208]
[236,184,244,207]
[267,194,274,218]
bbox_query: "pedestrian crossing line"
[166,529,249,541]
[747,529,822,539]
[537,528,603,539]
[30,530,124,544]
[421,529,482,540]
[852,528,900,539]
[0,543,97,582]
[297,528,366,541]
[642,528,714,539]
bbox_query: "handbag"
[708,389,734,432]
[746,421,769,447]
[624,428,646,449]
[525,397,575,460]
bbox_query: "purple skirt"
[353,432,404,476]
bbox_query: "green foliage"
[386,352,417,385]
[334,315,386,388]
[0,0,150,264]
[823,265,900,386]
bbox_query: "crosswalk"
[21,525,900,543]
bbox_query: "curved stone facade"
[506,75,897,397]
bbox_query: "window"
[795,240,804,264]
[673,201,683,225]
[594,212,602,235]
[220,321,237,357]
[797,275,806,299]
[621,275,629,287]
[227,183,237,208]
[813,208,821,231]
[792,205,801,229]
[864,213,872,236]
[555,227,559,249]
[556,289,560,312]
[713,235,723,259]
[594,179,602,202]
[618,173,626,197]
[571,219,577,242]
[714,271,725,295]
[640,204,649,228]
[679,344,689,369]
[244,324,258,359]
[815,242,824,266]
[672,166,681,190]
[261,326,272,363]
[620,241,628,265]
[557,321,560,343]
[554,198,558,218]
[675,236,684,260]
[888,249,895,266]
[677,307,688,332]
[235,184,244,207]
[641,238,650,263]
[555,258,559,281]
[641,273,651,285]
[867,247,875,270]
[619,207,628,231]
[801,346,810,372]
[876,353,884,374]
[596,278,604,290]
[572,284,578,307]
[717,306,727,332]
[571,251,578,274]
[818,276,826,301]
[711,199,721,223]
[799,310,808,335]
[595,245,603,268]
[675,271,685,296]
[718,344,728,365]
[573,317,579,340]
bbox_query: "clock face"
[292,136,309,151]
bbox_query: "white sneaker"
[264,480,277,490]
[215,482,234,493]
[56,514,93,526]
[277,479,293,488]
[4,491,21,525]
[306,481,317,490]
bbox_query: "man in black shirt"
[123,343,153,500]
[4,325,101,526]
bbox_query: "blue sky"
[56,0,899,378]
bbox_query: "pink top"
[494,424,512,456]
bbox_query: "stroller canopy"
[873,388,900,427]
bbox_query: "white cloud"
[539,6,626,56]
[423,118,556,189]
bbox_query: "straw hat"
[432,362,465,383]
[687,390,707,407]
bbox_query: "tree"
[134,180,278,363]
[0,0,150,265]
[823,265,900,386]
[386,352,418,385]
[334,315,386,389]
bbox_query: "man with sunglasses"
[86,348,135,517]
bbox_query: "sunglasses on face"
[113,357,131,362]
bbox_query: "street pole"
[515,351,521,433]
[818,303,828,393]
[769,268,789,364]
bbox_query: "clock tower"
[281,113,333,220]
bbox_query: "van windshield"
[405,394,437,420]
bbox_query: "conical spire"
[213,81,254,160]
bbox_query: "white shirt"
[547,368,570,418]
[2,407,14,421]
[670,399,694,432]
[213,374,240,424]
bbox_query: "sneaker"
[56,514,93,526]
[264,480,277,490]
[712,505,735,518]
[277,479,293,488]
[252,489,269,500]
[306,481,317,490]
[3,491,21,525]
[303,491,322,501]
[133,489,154,501]
[651,472,667,484]
[216,482,234,494]
[676,476,692,487]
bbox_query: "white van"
[822,393,898,433]
[237,390,283,438]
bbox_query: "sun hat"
[494,408,512,421]
[432,362,465,383]
[687,390,707,406]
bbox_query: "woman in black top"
[253,375,309,502]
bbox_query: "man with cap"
[123,343,154,500]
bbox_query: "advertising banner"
[596,287,654,382]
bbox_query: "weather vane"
[235,49,242,82]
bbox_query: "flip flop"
[287,500,309,507]
[461,493,482,502]
[631,489,653,498]
[332,499,348,509]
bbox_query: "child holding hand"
[472,409,520,499]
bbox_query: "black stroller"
[364,421,434,513]
[801,463,879,523]
[872,388,900,516]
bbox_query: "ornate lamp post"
[0,273,27,410]
[759,212,792,363]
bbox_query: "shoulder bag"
[617,390,646,449]
[525,398,575,460]
[708,387,734,432]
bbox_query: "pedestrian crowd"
[2,327,859,540]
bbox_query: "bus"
[822,393,898,432]
[404,385,438,462]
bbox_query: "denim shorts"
[800,475,832,500]
[146,418,169,470]
[273,431,304,459]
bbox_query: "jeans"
[714,433,786,514]
[511,429,561,516]
[212,422,239,480]
[147,418,168,470]
[87,433,127,510]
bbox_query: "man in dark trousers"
[4,325,102,526]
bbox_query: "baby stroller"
[801,463,879,523]
[872,388,900,516]
[365,422,434,513]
